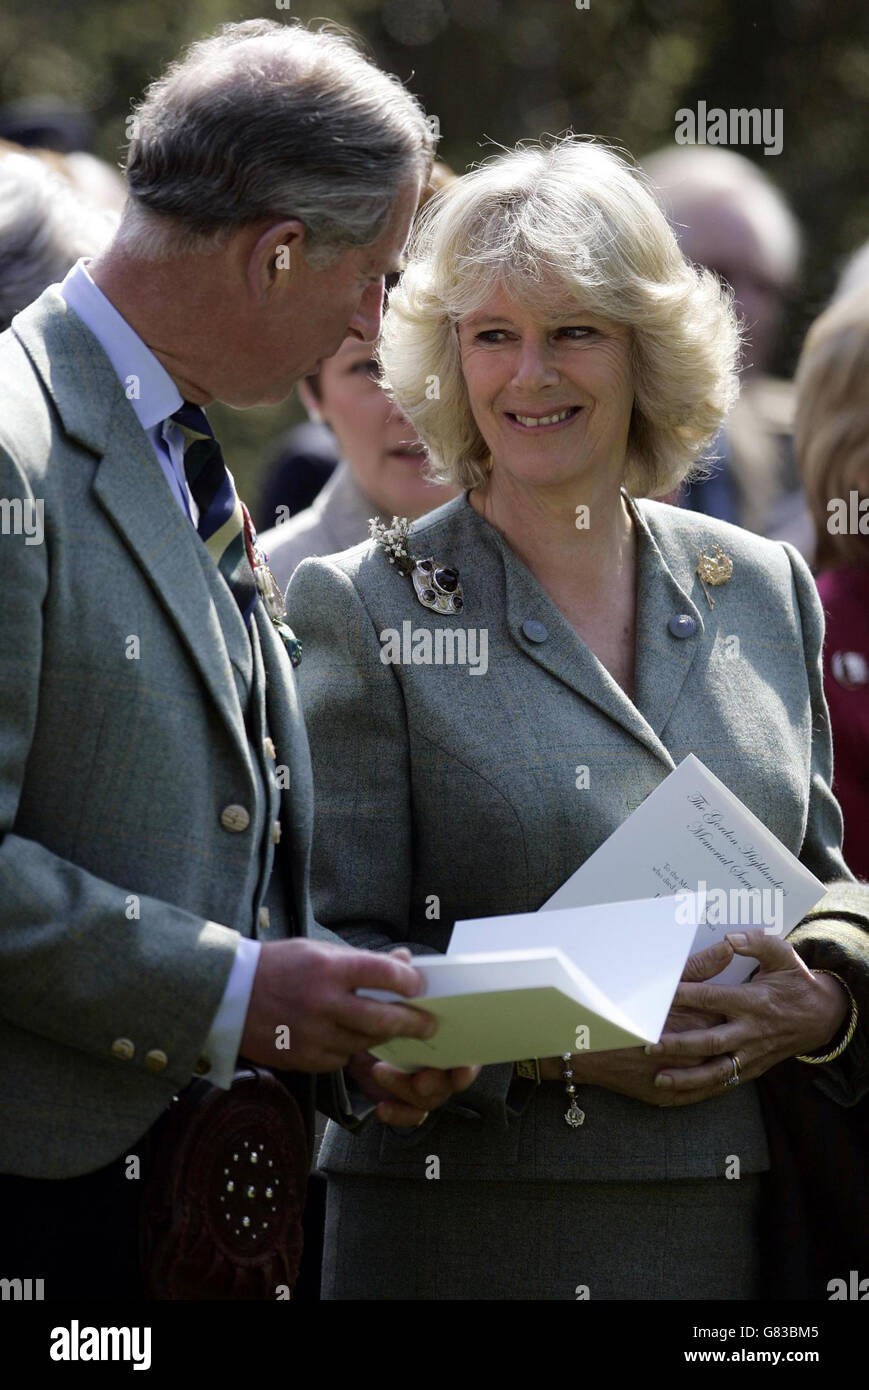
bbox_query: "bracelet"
[562,1052,585,1128]
[795,969,859,1064]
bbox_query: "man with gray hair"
[0,18,475,1300]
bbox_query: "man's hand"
[344,1051,480,1127]
[239,938,438,1072]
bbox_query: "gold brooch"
[695,545,733,610]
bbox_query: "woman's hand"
[537,938,734,1103]
[647,929,850,1103]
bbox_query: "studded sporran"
[141,1065,309,1300]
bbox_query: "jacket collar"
[459,490,706,771]
[12,286,251,766]
[314,461,385,554]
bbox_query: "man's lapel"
[14,287,250,766]
[496,493,706,770]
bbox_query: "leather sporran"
[141,1065,309,1300]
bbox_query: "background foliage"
[2,0,867,507]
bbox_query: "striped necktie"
[171,402,258,627]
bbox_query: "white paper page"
[361,948,657,1070]
[541,754,826,983]
[448,895,698,1041]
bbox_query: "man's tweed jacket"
[0,286,346,1178]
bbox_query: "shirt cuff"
[197,937,261,1089]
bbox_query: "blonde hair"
[795,287,869,569]
[378,135,741,497]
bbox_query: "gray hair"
[642,145,801,289]
[0,151,117,332]
[119,18,435,265]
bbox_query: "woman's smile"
[504,405,583,431]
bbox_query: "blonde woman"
[287,137,865,1301]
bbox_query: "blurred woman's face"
[314,337,458,519]
[456,281,635,494]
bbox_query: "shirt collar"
[59,258,183,431]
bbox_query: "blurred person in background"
[644,145,812,557]
[795,287,869,881]
[258,164,459,586]
[256,416,339,532]
[833,239,869,302]
[0,99,126,213]
[0,147,118,332]
[260,316,459,594]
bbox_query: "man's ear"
[247,220,307,301]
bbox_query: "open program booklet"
[363,755,826,1071]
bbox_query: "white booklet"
[541,753,826,984]
[364,897,699,1071]
[364,755,827,1070]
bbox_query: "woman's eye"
[350,359,381,380]
[558,326,596,340]
[475,329,508,343]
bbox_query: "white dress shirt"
[60,259,260,1090]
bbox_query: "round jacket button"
[193,1055,212,1077]
[111,1037,135,1061]
[522,619,548,643]
[220,804,250,833]
[144,1049,169,1074]
[668,614,697,639]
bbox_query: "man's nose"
[349,279,385,343]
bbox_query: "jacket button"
[144,1049,169,1074]
[522,619,548,643]
[263,737,277,759]
[193,1055,212,1077]
[668,614,696,639]
[111,1037,135,1061]
[259,906,271,931]
[271,820,282,844]
[220,804,250,833]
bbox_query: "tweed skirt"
[321,1172,763,1300]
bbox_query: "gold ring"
[723,1053,741,1088]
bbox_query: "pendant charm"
[565,1104,585,1128]
[696,545,733,610]
[411,558,464,615]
